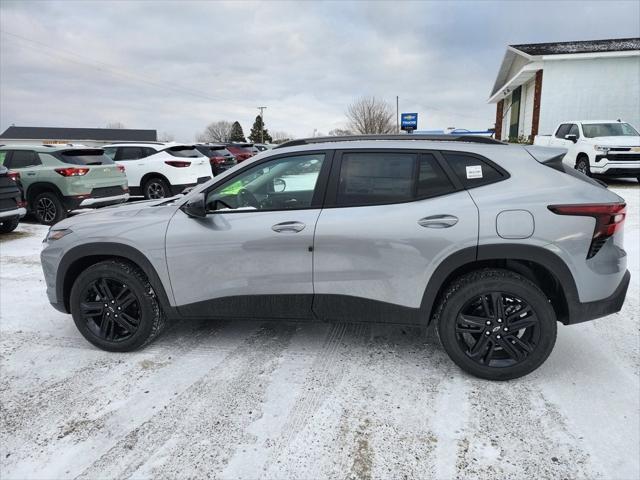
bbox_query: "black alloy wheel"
[455,291,540,367]
[32,191,66,225]
[437,269,557,380]
[144,178,169,199]
[70,260,165,351]
[80,278,141,342]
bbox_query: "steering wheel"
[237,188,259,208]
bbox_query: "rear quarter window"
[442,152,506,188]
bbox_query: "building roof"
[510,37,640,56]
[489,37,640,103]
[0,126,157,142]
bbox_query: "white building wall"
[538,55,640,135]
[520,78,536,139]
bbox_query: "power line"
[0,30,225,102]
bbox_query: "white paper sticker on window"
[466,165,483,179]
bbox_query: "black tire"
[32,191,67,225]
[575,156,591,177]
[435,269,557,381]
[70,259,166,352]
[143,177,171,200]
[0,216,19,233]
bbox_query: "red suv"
[225,144,254,163]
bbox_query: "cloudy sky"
[1,0,639,141]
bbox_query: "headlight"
[594,145,611,153]
[44,228,73,243]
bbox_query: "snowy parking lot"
[1,181,638,480]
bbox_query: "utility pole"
[257,106,267,143]
[396,96,399,133]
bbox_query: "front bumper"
[593,156,640,176]
[566,269,630,324]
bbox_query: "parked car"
[103,143,212,199]
[194,144,237,176]
[0,145,128,225]
[41,134,630,380]
[0,165,26,233]
[534,120,640,181]
[225,143,255,163]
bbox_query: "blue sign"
[401,113,418,131]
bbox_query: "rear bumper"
[0,206,26,220]
[566,269,630,324]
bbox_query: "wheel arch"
[140,172,172,189]
[57,243,175,317]
[26,182,64,205]
[421,244,579,325]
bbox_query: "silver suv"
[41,135,630,380]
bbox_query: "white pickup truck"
[534,120,640,181]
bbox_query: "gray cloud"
[1,0,639,141]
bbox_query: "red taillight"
[117,164,126,173]
[165,160,191,168]
[7,170,20,182]
[210,156,226,165]
[54,167,90,177]
[548,203,626,258]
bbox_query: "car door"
[312,149,478,322]
[114,146,147,190]
[165,151,332,319]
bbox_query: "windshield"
[582,123,639,138]
[57,149,114,165]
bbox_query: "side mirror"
[565,134,578,143]
[180,193,206,218]
[273,178,286,193]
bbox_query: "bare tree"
[106,121,126,129]
[345,96,395,134]
[328,128,353,136]
[158,131,175,142]
[271,130,294,144]
[196,120,233,143]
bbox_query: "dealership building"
[488,38,640,141]
[0,126,157,147]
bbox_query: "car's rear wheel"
[32,191,66,225]
[0,216,19,233]
[436,269,557,380]
[575,156,591,177]
[143,177,170,199]
[70,259,165,352]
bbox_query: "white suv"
[103,143,212,199]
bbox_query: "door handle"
[26,172,36,176]
[418,215,459,228]
[272,221,306,233]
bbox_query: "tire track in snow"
[75,322,298,480]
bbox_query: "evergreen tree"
[248,115,273,143]
[229,121,247,142]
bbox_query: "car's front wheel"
[436,269,557,380]
[575,156,591,177]
[70,260,165,352]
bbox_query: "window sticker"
[466,165,483,179]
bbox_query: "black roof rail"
[274,134,505,149]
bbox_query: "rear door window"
[442,152,506,188]
[417,155,456,198]
[9,150,40,168]
[337,152,416,206]
[116,147,143,161]
[103,147,117,160]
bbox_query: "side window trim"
[201,149,334,214]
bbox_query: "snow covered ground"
[1,180,638,480]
